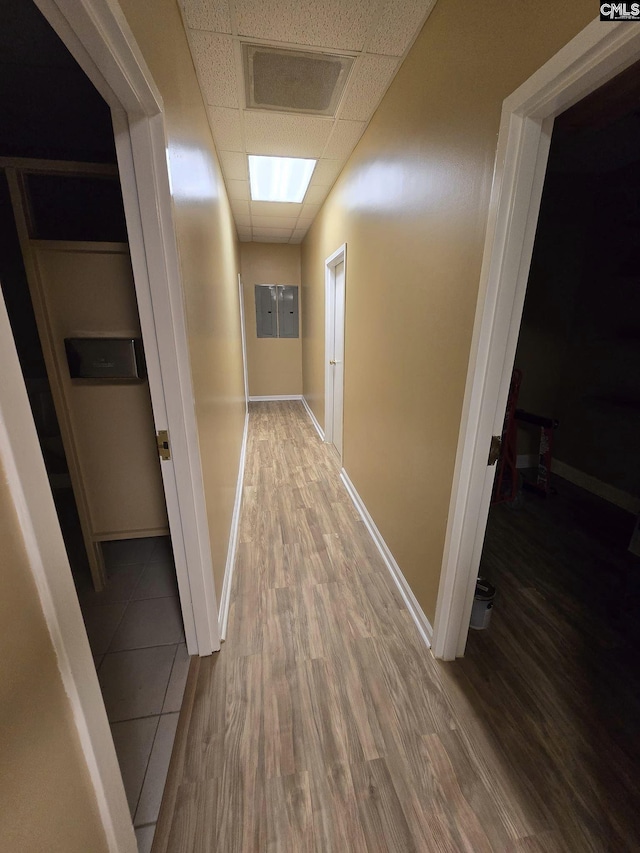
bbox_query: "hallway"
[153,402,565,852]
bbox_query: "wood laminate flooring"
[153,402,640,852]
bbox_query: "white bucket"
[470,578,495,630]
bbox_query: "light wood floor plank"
[153,401,640,852]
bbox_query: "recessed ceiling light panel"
[248,155,316,203]
[243,43,354,117]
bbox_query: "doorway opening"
[434,21,640,662]
[0,2,190,847]
[324,244,347,458]
[442,42,640,853]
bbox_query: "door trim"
[238,274,249,410]
[324,243,347,448]
[432,17,640,661]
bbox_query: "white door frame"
[432,18,640,661]
[238,274,250,410]
[0,0,219,849]
[324,243,347,448]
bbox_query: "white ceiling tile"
[227,179,250,200]
[207,107,243,151]
[220,151,248,181]
[252,227,294,238]
[310,159,344,186]
[301,203,321,219]
[303,185,329,205]
[181,0,232,32]
[251,215,299,228]
[292,227,308,238]
[366,0,436,57]
[237,225,252,237]
[253,235,291,243]
[289,234,305,244]
[239,234,253,242]
[323,120,366,159]
[231,198,250,216]
[234,0,372,51]
[189,32,238,107]
[251,200,302,217]
[244,112,333,158]
[339,55,399,122]
[235,213,252,227]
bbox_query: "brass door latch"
[156,430,171,461]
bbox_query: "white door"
[330,260,345,456]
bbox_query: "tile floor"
[76,536,190,853]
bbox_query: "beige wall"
[301,0,595,623]
[240,243,302,397]
[118,0,245,595]
[0,461,108,853]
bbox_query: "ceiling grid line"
[180,0,438,243]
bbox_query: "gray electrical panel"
[255,285,278,338]
[255,284,299,338]
[278,285,299,338]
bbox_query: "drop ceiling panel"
[182,0,438,240]
[207,106,243,151]
[323,120,366,159]
[367,0,436,57]
[253,226,294,236]
[181,0,232,33]
[190,32,238,107]
[253,233,293,244]
[219,150,248,181]
[234,0,372,52]
[252,215,300,228]
[303,185,330,205]
[230,198,250,216]
[244,112,333,157]
[300,202,321,219]
[310,159,344,186]
[339,55,399,122]
[227,179,250,200]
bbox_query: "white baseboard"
[301,396,324,440]
[340,468,433,650]
[551,458,640,515]
[218,410,249,641]
[248,394,302,402]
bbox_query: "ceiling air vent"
[242,43,354,117]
